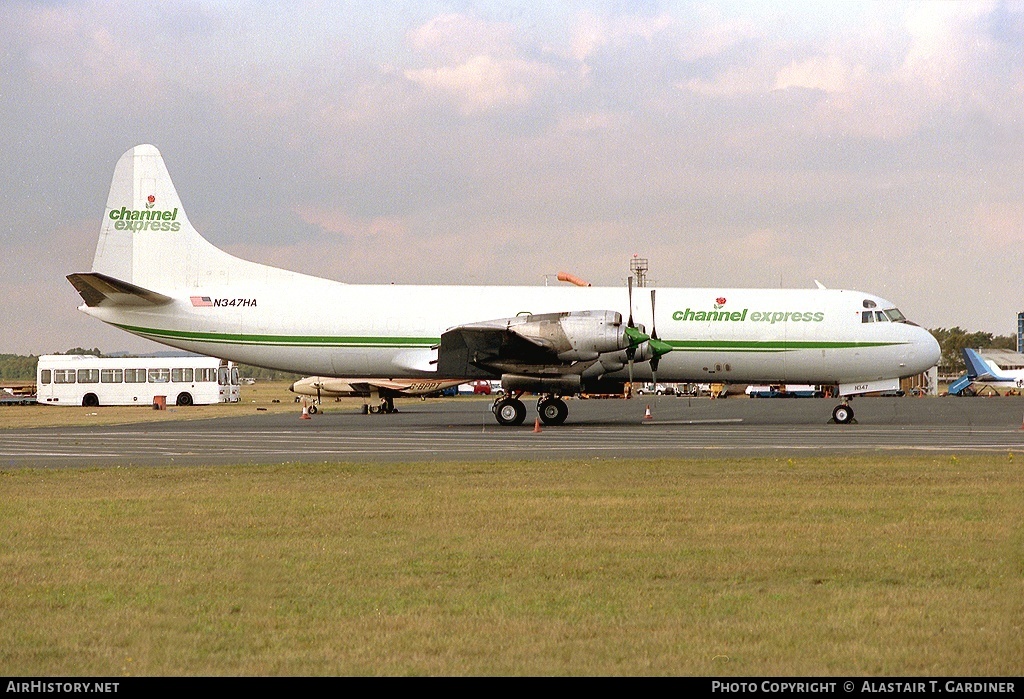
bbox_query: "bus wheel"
[82,393,99,407]
[176,392,194,407]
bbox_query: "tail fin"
[89,144,264,291]
[961,348,1011,382]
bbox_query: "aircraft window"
[862,311,874,323]
[884,308,907,323]
[875,311,887,322]
[862,299,877,309]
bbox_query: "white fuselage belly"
[86,280,933,385]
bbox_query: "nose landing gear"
[831,401,855,424]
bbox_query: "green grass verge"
[1,454,1022,676]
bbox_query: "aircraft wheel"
[307,404,318,415]
[369,405,381,414]
[494,397,526,426]
[538,397,568,425]
[832,404,854,424]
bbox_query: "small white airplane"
[947,348,1024,395]
[289,376,465,413]
[68,145,941,426]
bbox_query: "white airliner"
[289,376,465,413]
[68,145,941,426]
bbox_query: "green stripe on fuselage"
[113,323,438,348]
[114,322,902,353]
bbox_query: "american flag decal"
[190,296,213,307]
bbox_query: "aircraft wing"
[437,309,666,381]
[437,317,565,378]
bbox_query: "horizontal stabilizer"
[67,272,173,308]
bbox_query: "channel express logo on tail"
[108,205,181,231]
[191,296,258,308]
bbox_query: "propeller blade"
[650,289,658,339]
[647,287,672,372]
[627,275,634,328]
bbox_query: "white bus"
[36,355,240,407]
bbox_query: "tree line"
[0,330,1018,381]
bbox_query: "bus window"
[125,368,146,383]
[231,366,239,385]
[54,369,76,384]
[148,368,170,383]
[218,367,228,386]
[172,368,194,382]
[197,368,216,382]
[40,369,51,384]
[101,369,123,383]
[77,369,100,383]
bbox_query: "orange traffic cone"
[301,401,311,420]
[644,404,653,420]
[533,417,542,433]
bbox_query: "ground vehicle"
[745,384,826,398]
[1,390,36,406]
[636,383,674,395]
[36,354,239,406]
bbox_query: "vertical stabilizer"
[91,144,245,291]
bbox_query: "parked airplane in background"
[947,348,1024,395]
[289,376,465,413]
[67,145,941,426]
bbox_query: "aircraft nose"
[916,328,942,371]
[288,382,297,393]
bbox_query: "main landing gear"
[364,396,398,414]
[491,393,569,426]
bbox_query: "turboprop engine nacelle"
[509,310,629,362]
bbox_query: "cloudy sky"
[2,0,1023,356]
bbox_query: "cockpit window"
[862,299,877,309]
[884,308,907,323]
[875,311,887,322]
[862,311,874,323]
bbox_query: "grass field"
[2,453,1022,676]
[0,381,375,429]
